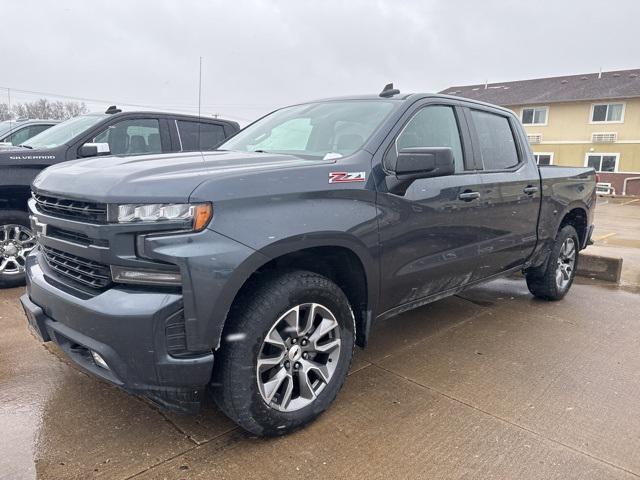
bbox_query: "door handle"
[458,191,480,201]
[523,185,539,195]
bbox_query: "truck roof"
[305,92,517,116]
[85,109,240,129]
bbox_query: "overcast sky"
[1,0,639,124]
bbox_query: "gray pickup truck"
[21,85,596,436]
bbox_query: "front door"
[377,102,486,313]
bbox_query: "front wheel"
[0,210,37,288]
[525,225,579,301]
[212,270,355,436]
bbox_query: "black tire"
[525,225,579,301]
[212,270,355,436]
[0,209,33,288]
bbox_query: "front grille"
[34,193,108,223]
[47,226,109,248]
[42,246,112,290]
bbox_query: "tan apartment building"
[441,69,640,195]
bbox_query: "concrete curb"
[577,253,623,283]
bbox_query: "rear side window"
[471,110,519,170]
[177,120,226,151]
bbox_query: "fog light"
[91,350,110,370]
[111,266,182,286]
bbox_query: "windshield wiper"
[253,149,269,153]
[18,144,33,149]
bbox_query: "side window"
[5,125,51,145]
[471,110,519,170]
[177,120,226,151]
[394,105,464,172]
[91,119,161,155]
[28,124,52,138]
[5,127,32,146]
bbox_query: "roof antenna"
[379,83,400,98]
[598,67,602,79]
[484,79,488,89]
[105,105,122,114]
[198,56,203,154]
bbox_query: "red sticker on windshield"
[329,172,366,183]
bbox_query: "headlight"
[116,203,212,231]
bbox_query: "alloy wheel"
[256,303,342,412]
[555,237,576,290]
[0,224,37,276]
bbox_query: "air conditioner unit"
[596,183,615,196]
[527,134,542,144]
[592,132,617,143]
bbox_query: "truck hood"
[32,150,332,203]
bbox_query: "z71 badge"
[328,171,366,184]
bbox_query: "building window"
[534,153,553,166]
[591,103,624,123]
[585,153,618,172]
[521,107,548,125]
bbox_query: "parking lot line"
[593,232,617,242]
[621,198,640,206]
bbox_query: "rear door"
[466,106,541,279]
[377,100,486,313]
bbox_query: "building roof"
[440,69,640,106]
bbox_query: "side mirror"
[386,147,456,195]
[78,142,110,158]
[395,147,455,179]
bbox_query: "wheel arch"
[215,238,376,350]
[558,205,588,248]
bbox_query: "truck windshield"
[22,114,107,149]
[220,100,396,159]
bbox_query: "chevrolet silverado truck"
[0,107,239,287]
[21,85,596,436]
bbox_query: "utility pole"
[7,87,12,125]
[198,56,203,119]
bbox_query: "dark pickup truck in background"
[0,107,239,286]
[21,86,596,436]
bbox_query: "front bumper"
[22,253,214,413]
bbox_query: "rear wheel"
[212,270,355,436]
[0,210,36,288]
[526,225,579,301]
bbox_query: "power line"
[0,85,255,122]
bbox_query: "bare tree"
[0,99,89,121]
[0,103,11,121]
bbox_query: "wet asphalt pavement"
[2,200,640,479]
